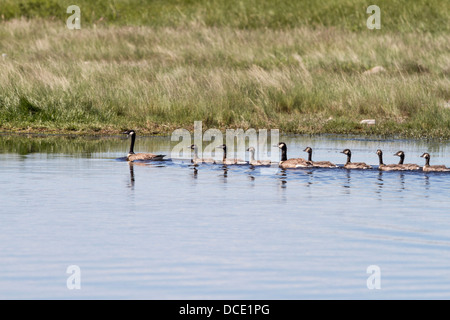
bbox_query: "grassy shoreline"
[0,1,449,138]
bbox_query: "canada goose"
[190,144,215,164]
[394,151,420,170]
[122,130,165,162]
[376,149,407,171]
[247,147,271,166]
[420,153,450,172]
[303,147,337,168]
[216,144,247,165]
[277,142,312,169]
[341,149,372,169]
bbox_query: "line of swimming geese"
[123,130,449,172]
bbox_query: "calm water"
[0,133,450,299]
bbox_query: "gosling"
[393,151,420,171]
[190,144,215,164]
[420,153,450,172]
[247,147,271,166]
[341,149,372,169]
[216,144,247,165]
[303,147,337,168]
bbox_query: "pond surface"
[0,133,449,299]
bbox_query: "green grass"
[1,0,448,32]
[0,0,449,137]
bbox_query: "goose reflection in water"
[398,173,406,191]
[247,166,256,182]
[277,169,287,189]
[127,161,159,189]
[128,162,135,189]
[375,171,384,199]
[424,174,430,193]
[342,170,351,194]
[193,166,198,179]
[219,165,228,183]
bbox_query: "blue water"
[0,134,449,299]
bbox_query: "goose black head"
[394,151,405,157]
[216,144,226,149]
[376,149,383,156]
[246,147,255,152]
[303,147,312,153]
[277,142,287,149]
[216,144,227,154]
[341,149,351,155]
[420,153,430,159]
[123,129,136,136]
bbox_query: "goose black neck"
[129,133,136,154]
[346,153,351,165]
[425,157,430,166]
[249,149,255,161]
[398,154,405,165]
[307,151,312,162]
[378,153,384,165]
[222,145,227,161]
[280,146,287,162]
[193,147,199,159]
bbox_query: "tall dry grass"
[0,17,449,136]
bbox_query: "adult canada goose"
[394,151,420,170]
[216,144,247,165]
[122,130,165,162]
[376,149,407,171]
[277,142,312,169]
[420,153,450,172]
[341,149,372,169]
[303,147,337,168]
[247,147,271,166]
[190,144,215,164]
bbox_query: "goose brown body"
[127,153,165,162]
[123,130,165,162]
[341,149,372,169]
[303,147,337,168]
